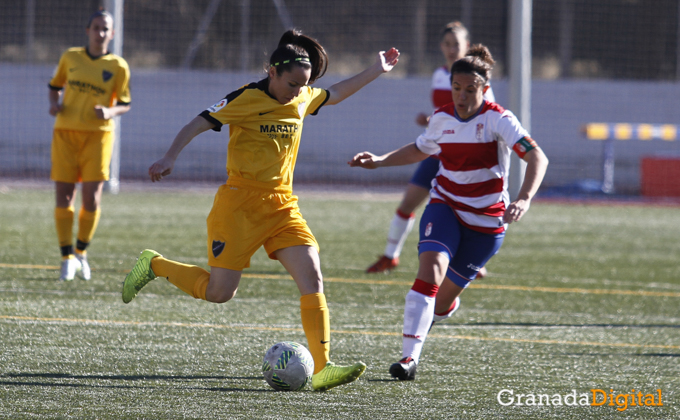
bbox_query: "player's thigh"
[418,202,462,259]
[206,185,269,271]
[51,130,80,183]
[263,194,319,259]
[448,228,504,287]
[274,245,323,295]
[80,131,114,182]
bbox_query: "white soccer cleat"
[75,253,91,281]
[59,257,82,281]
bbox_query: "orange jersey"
[49,47,131,132]
[200,79,329,192]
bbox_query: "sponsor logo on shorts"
[467,263,481,271]
[212,240,225,257]
[425,222,433,237]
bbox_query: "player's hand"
[49,103,63,116]
[378,48,400,72]
[348,152,381,169]
[94,105,112,120]
[149,156,176,182]
[503,199,531,224]
[415,112,429,127]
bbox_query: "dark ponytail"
[269,29,328,83]
[450,44,495,84]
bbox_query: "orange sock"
[300,292,331,374]
[54,206,75,248]
[77,208,101,245]
[150,256,210,300]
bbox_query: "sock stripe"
[396,209,416,220]
[411,279,439,297]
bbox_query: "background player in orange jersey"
[48,10,131,281]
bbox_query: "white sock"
[384,210,415,259]
[402,280,438,364]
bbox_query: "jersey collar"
[256,78,280,101]
[453,100,487,122]
[85,47,111,60]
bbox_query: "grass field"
[1,184,679,419]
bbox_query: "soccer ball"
[262,341,314,391]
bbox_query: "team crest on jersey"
[102,70,113,82]
[212,240,225,257]
[297,101,306,118]
[476,123,484,141]
[207,99,227,113]
[425,222,433,237]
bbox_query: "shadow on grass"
[1,372,267,392]
[4,372,260,381]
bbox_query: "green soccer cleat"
[122,249,162,303]
[311,361,366,392]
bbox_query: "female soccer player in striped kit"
[367,21,494,276]
[122,29,399,391]
[48,10,131,281]
[349,45,548,380]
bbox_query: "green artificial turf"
[1,186,678,419]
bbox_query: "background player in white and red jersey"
[349,45,549,381]
[366,21,494,275]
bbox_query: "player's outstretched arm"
[348,143,429,169]
[503,147,549,223]
[326,48,400,105]
[149,116,214,182]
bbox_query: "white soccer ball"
[262,341,314,391]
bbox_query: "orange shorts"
[206,183,319,270]
[51,129,114,183]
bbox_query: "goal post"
[507,0,532,201]
[104,0,124,194]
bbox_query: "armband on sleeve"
[512,136,537,158]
